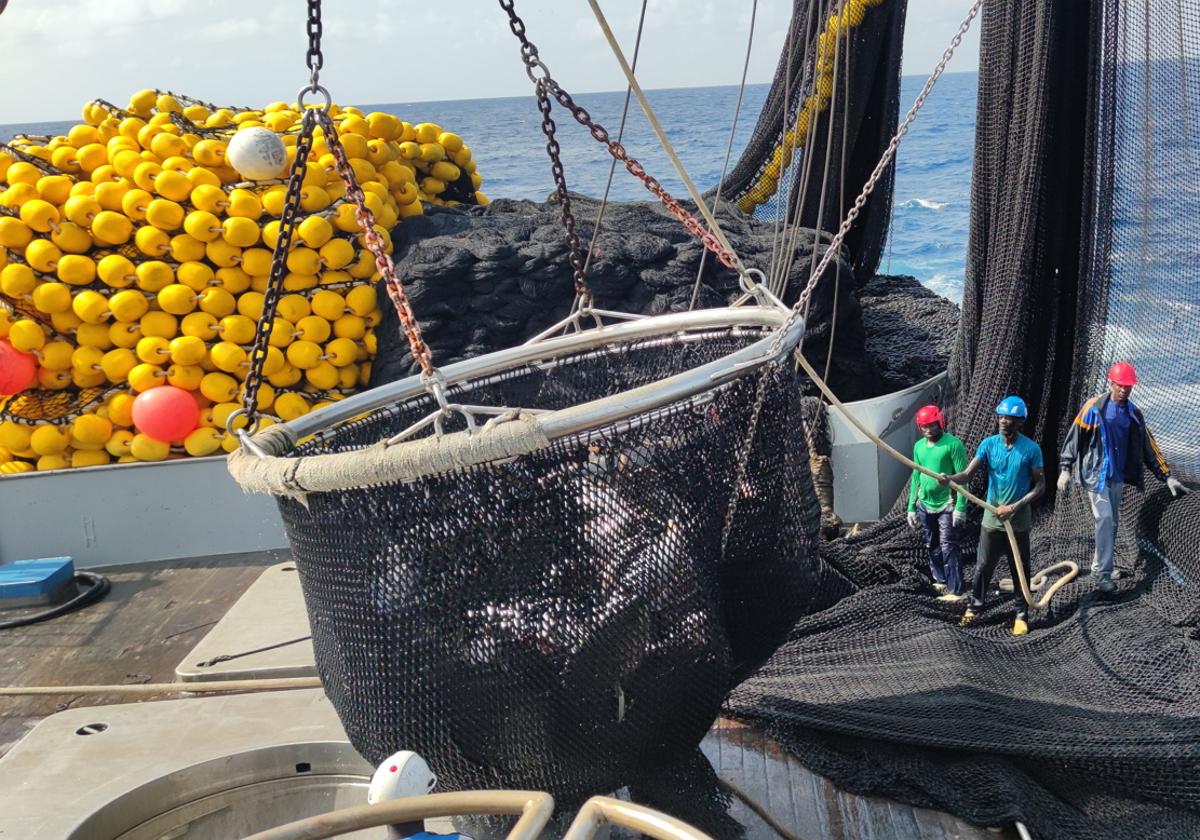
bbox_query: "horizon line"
[1,70,980,129]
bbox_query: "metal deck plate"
[176,561,317,682]
[0,689,373,839]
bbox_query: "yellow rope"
[793,351,1079,610]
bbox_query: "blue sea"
[0,72,976,302]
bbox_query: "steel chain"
[498,0,737,271]
[317,110,436,378]
[306,0,324,91]
[770,0,983,358]
[239,108,318,428]
[534,81,588,296]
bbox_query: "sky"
[0,1,980,123]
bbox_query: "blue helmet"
[995,396,1028,418]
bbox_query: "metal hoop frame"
[256,304,801,457]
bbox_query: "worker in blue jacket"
[1058,361,1189,593]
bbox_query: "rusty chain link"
[238,0,435,436]
[317,110,435,378]
[497,0,737,271]
[237,108,318,431]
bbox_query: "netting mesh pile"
[273,327,824,832]
[726,1,1200,838]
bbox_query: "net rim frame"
[262,304,801,455]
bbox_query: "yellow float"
[0,90,487,471]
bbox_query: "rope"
[0,677,322,697]
[587,0,751,282]
[195,635,313,669]
[582,0,649,282]
[823,17,852,385]
[794,351,1079,610]
[717,776,811,840]
[689,0,760,311]
[799,0,845,329]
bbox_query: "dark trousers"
[917,502,962,595]
[971,527,1032,617]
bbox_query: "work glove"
[1167,476,1190,497]
[907,511,918,530]
[1056,471,1071,494]
[952,510,967,528]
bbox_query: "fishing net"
[719,0,908,283]
[727,1,1200,837]
[250,323,823,831]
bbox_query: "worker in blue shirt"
[941,396,1045,636]
[1058,361,1189,593]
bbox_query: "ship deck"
[0,552,1009,840]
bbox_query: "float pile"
[0,90,485,473]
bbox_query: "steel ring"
[297,83,333,111]
[226,407,262,437]
[740,267,766,294]
[525,57,551,85]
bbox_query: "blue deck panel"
[0,557,74,602]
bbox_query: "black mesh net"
[718,0,907,282]
[725,2,1200,838]
[273,327,824,832]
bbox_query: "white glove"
[952,510,967,528]
[1056,472,1071,493]
[1167,476,1190,497]
[907,511,918,530]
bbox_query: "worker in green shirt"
[907,404,969,599]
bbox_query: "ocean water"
[0,72,976,301]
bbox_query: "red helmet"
[915,404,945,428]
[1108,361,1138,387]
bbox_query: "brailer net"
[266,324,822,834]
[727,2,1200,839]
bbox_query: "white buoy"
[226,127,287,180]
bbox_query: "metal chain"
[306,0,324,91]
[498,0,737,270]
[769,0,984,357]
[238,109,318,429]
[317,110,435,378]
[534,80,589,297]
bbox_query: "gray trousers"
[1088,481,1125,575]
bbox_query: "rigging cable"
[799,0,846,330]
[823,5,853,385]
[764,6,799,292]
[689,0,760,310]
[770,0,833,300]
[586,0,750,280]
[768,1,824,299]
[581,0,649,281]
